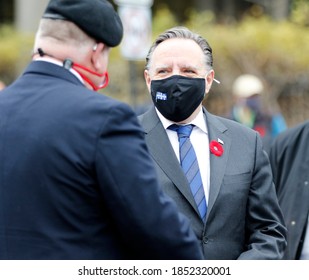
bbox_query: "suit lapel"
[204,109,231,216]
[139,108,198,211]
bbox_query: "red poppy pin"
[210,139,224,157]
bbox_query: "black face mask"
[150,75,206,122]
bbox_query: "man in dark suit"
[0,1,203,260]
[269,121,309,259]
[138,26,287,259]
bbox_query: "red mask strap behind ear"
[63,59,109,91]
[72,63,109,91]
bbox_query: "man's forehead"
[155,38,202,52]
[152,39,204,62]
[151,53,205,70]
[153,62,200,70]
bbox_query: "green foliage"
[0,25,33,84]
[291,0,309,25]
[0,26,20,64]
[197,16,309,80]
[152,5,178,35]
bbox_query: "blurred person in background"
[228,74,287,153]
[0,0,203,260]
[0,80,6,90]
[269,120,309,260]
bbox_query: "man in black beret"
[0,0,203,260]
[35,0,123,91]
[42,0,123,47]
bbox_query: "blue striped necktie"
[169,124,207,221]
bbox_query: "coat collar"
[24,61,84,87]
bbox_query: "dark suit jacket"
[138,107,287,259]
[269,121,309,259]
[0,61,203,260]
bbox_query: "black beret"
[42,0,123,47]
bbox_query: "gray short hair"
[35,18,94,47]
[145,26,213,71]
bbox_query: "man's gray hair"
[145,26,213,71]
[35,18,95,47]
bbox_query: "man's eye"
[184,69,195,73]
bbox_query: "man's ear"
[205,70,215,93]
[91,42,105,70]
[144,70,151,91]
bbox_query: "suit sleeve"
[238,132,287,259]
[94,102,203,259]
[268,139,280,192]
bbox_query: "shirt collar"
[156,107,208,134]
[34,57,84,84]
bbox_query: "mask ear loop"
[83,43,109,90]
[63,58,109,91]
[206,70,220,84]
[73,63,109,90]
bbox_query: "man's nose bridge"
[172,69,180,75]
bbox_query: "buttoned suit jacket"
[0,61,203,260]
[138,106,287,259]
[269,121,309,259]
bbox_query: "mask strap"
[206,70,220,84]
[63,59,109,91]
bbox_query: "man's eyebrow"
[180,66,202,73]
[153,65,170,72]
[152,64,203,72]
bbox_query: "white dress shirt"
[156,108,210,203]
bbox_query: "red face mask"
[71,62,109,91]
